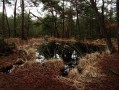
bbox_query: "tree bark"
[116,0,119,53]
[21,0,26,40]
[5,12,11,37]
[75,0,80,32]
[27,10,30,38]
[90,0,116,53]
[2,0,5,36]
[62,0,65,38]
[54,18,60,38]
[14,0,17,37]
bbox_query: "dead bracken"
[0,38,119,90]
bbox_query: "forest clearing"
[1,0,119,90]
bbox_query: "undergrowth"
[0,38,118,90]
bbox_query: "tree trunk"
[54,19,60,38]
[27,10,30,38]
[55,12,60,38]
[2,0,5,36]
[21,0,26,40]
[4,6,11,37]
[75,0,80,32]
[14,0,17,37]
[51,12,55,37]
[90,0,116,53]
[116,0,119,53]
[62,0,65,38]
[5,13,11,37]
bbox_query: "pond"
[36,41,105,76]
[0,41,105,75]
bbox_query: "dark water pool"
[36,41,105,76]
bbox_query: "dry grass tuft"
[91,39,106,45]
[23,47,36,61]
[78,52,109,69]
[68,68,81,81]
[22,61,42,68]
[78,52,100,69]
[5,38,43,62]
[80,65,101,78]
[14,43,36,62]
[12,60,42,74]
[68,52,108,83]
[55,76,84,90]
[43,59,64,75]
[49,37,76,42]
[5,38,43,47]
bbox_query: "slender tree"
[71,0,80,33]
[14,0,17,37]
[27,10,30,38]
[116,0,119,53]
[5,8,11,37]
[75,0,80,32]
[21,0,26,40]
[62,0,65,38]
[2,0,5,36]
[90,0,116,53]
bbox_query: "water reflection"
[35,51,45,63]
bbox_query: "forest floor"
[0,38,119,90]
